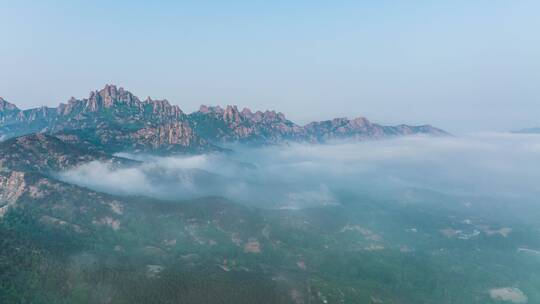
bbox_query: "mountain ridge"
[0,85,448,153]
[512,127,540,134]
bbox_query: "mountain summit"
[0,85,448,153]
[0,97,19,112]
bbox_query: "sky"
[1,0,539,133]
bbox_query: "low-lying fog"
[58,133,540,209]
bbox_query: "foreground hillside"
[2,171,539,303]
[1,133,539,303]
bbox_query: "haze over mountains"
[2,85,539,303]
[0,85,447,153]
[2,0,539,301]
[1,122,539,303]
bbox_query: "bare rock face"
[0,97,20,129]
[0,171,26,216]
[89,84,138,110]
[130,121,211,153]
[0,97,23,127]
[189,105,306,144]
[0,97,19,112]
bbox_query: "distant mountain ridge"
[513,127,540,134]
[0,85,448,153]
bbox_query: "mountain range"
[0,84,449,219]
[513,127,540,134]
[0,84,447,153]
[2,86,540,304]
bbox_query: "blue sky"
[1,0,539,132]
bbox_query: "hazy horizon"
[1,1,539,133]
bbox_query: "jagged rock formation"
[0,85,212,153]
[0,97,18,114]
[0,85,448,151]
[189,105,307,144]
[190,105,446,144]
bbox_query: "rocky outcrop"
[0,98,22,128]
[0,169,124,230]
[189,105,306,144]
[129,121,211,153]
[0,171,26,217]
[0,97,19,113]
[55,85,184,124]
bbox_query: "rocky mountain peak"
[145,97,183,116]
[349,117,371,127]
[56,97,80,115]
[223,105,241,123]
[196,105,288,124]
[0,97,19,112]
[144,97,170,107]
[198,105,225,114]
[1,85,449,151]
[198,105,210,113]
[86,84,140,110]
[241,107,253,116]
[263,110,287,122]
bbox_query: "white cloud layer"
[490,287,528,303]
[58,133,540,208]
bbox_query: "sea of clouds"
[57,133,540,209]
